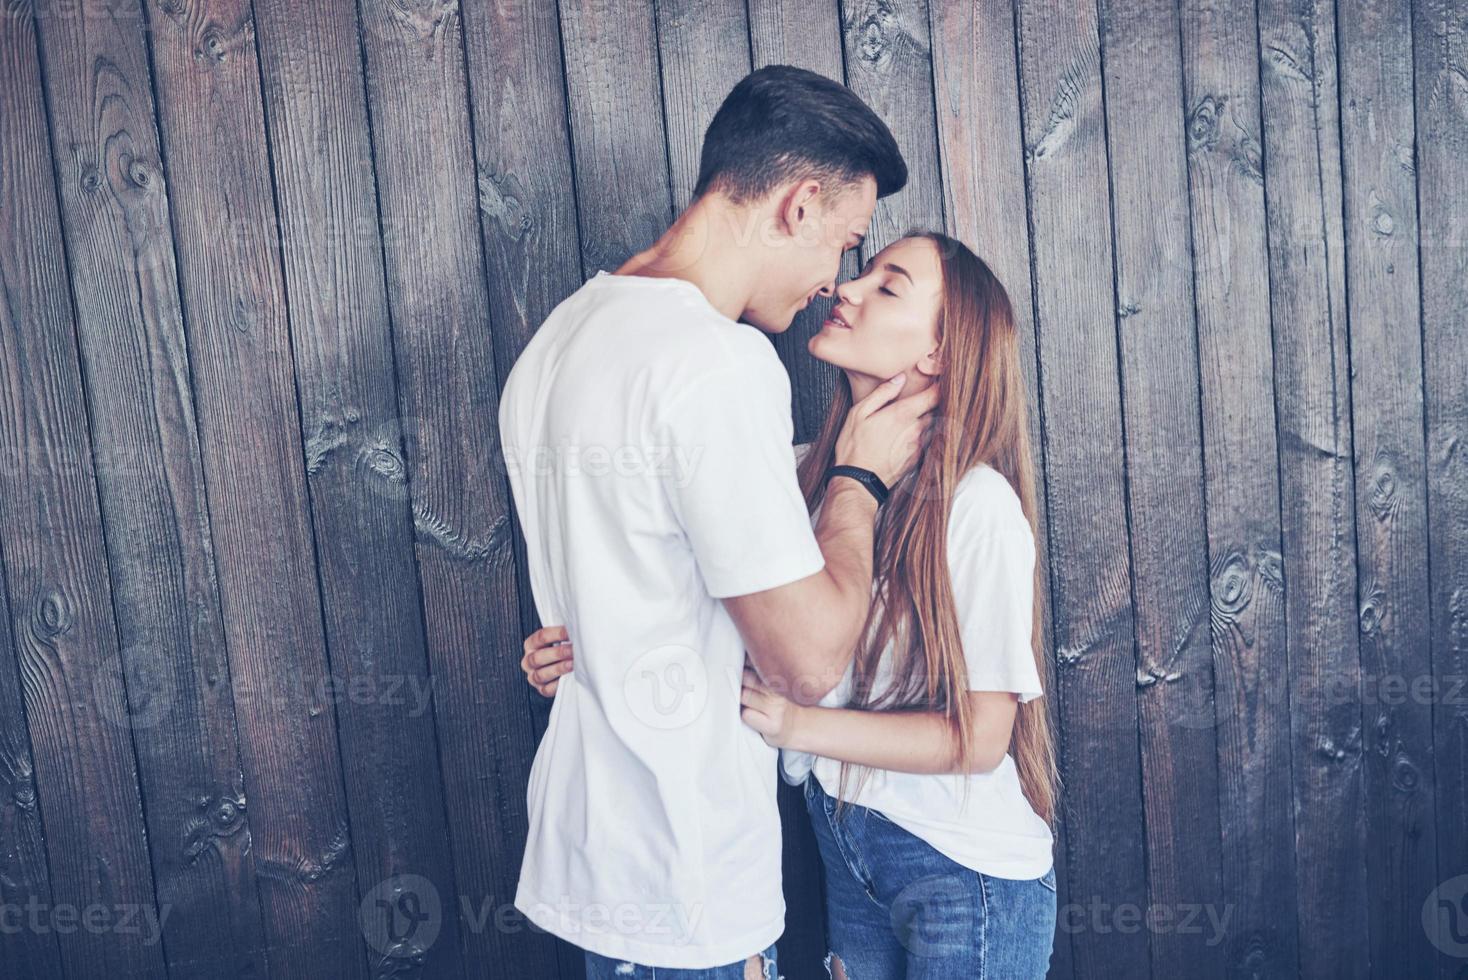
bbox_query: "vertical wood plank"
[745,0,853,444]
[138,0,370,974]
[249,1,469,976]
[1335,1,1439,975]
[925,2,1069,975]
[838,0,945,248]
[1012,1,1150,975]
[1177,0,1301,974]
[1412,3,1468,976]
[656,0,751,209]
[1255,0,1371,974]
[460,0,585,380]
[0,553,63,980]
[557,0,673,276]
[747,0,845,79]
[29,0,271,971]
[0,8,166,977]
[353,1,554,975]
[1095,0,1226,975]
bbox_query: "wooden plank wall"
[0,1,1462,978]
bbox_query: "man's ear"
[778,179,823,237]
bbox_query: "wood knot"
[192,19,255,67]
[1369,458,1398,517]
[1368,189,1395,237]
[1230,133,1263,186]
[1187,94,1225,153]
[1210,547,1253,618]
[183,788,249,863]
[33,586,74,640]
[197,29,228,64]
[477,166,533,243]
[1256,547,1284,593]
[126,160,152,189]
[1315,736,1348,762]
[1359,588,1385,636]
[1391,754,1420,793]
[848,0,899,71]
[80,165,103,194]
[300,822,352,882]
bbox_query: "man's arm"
[724,475,879,705]
[725,377,938,705]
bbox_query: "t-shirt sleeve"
[658,346,825,599]
[947,476,1044,702]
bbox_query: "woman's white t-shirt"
[781,462,1056,880]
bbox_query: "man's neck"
[615,196,763,322]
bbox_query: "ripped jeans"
[584,941,778,980]
[804,774,1056,980]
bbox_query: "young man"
[498,65,935,979]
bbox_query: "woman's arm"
[741,667,1019,775]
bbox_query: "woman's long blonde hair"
[795,230,1058,825]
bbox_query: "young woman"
[520,231,1059,979]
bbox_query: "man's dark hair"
[691,65,907,205]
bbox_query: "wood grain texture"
[558,0,673,276]
[0,550,62,980]
[1256,0,1371,974]
[1012,1,1148,975]
[353,0,553,975]
[0,8,165,977]
[1177,0,1299,975]
[1095,0,1226,976]
[30,0,270,968]
[1412,3,1468,977]
[251,0,467,976]
[138,0,369,974]
[2,1,1461,977]
[1336,1,1439,975]
[838,0,945,248]
[656,0,752,209]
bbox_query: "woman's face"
[807,236,944,391]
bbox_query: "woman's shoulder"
[949,464,1030,541]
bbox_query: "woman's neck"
[845,368,934,403]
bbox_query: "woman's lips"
[823,312,853,330]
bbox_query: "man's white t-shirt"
[498,271,826,969]
[781,463,1056,880]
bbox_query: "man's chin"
[740,311,796,334]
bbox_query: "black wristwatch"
[825,465,889,505]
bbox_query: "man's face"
[743,176,877,333]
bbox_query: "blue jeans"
[584,941,778,979]
[803,774,1056,979]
